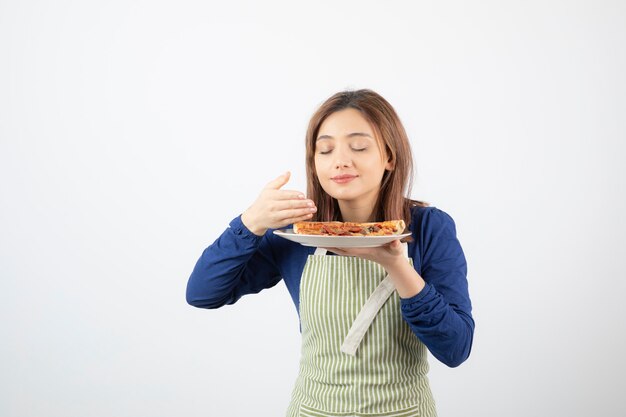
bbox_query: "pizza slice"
[293,220,406,236]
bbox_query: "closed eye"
[318,147,367,155]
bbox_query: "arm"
[400,208,474,367]
[186,215,281,309]
[187,172,316,309]
[326,208,474,367]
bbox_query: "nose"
[335,159,352,169]
[333,147,353,169]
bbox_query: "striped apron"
[286,246,437,417]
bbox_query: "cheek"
[314,156,328,174]
[361,154,386,172]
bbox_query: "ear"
[385,156,394,171]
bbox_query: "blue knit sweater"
[186,205,474,367]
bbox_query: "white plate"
[273,229,412,248]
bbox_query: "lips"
[331,174,358,184]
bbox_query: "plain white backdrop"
[1,1,625,416]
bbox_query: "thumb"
[264,171,291,190]
[388,239,402,251]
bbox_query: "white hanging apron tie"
[314,244,410,356]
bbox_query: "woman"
[186,89,474,416]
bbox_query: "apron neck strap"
[314,247,327,256]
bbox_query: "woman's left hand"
[324,239,425,298]
[323,239,405,271]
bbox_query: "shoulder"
[408,205,465,272]
[409,205,458,237]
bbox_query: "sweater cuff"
[400,282,435,306]
[229,215,264,241]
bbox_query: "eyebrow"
[316,132,373,141]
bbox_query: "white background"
[1,1,625,416]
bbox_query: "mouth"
[331,174,358,184]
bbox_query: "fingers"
[273,190,306,200]
[271,205,316,225]
[389,239,406,254]
[253,172,320,230]
[264,171,291,190]
[281,212,315,227]
[269,212,315,230]
[271,198,315,211]
[281,206,317,219]
[337,248,367,257]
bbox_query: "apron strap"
[340,274,396,356]
[313,247,327,256]
[340,242,409,356]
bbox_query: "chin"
[325,188,360,202]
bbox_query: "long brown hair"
[305,89,428,228]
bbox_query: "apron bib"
[286,248,437,417]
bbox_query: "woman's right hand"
[241,171,317,236]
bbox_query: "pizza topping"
[294,220,405,236]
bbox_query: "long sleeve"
[186,215,282,309]
[401,208,475,367]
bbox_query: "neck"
[337,201,378,223]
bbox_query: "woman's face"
[314,108,393,210]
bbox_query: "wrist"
[241,211,267,236]
[386,259,426,299]
[384,256,411,276]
